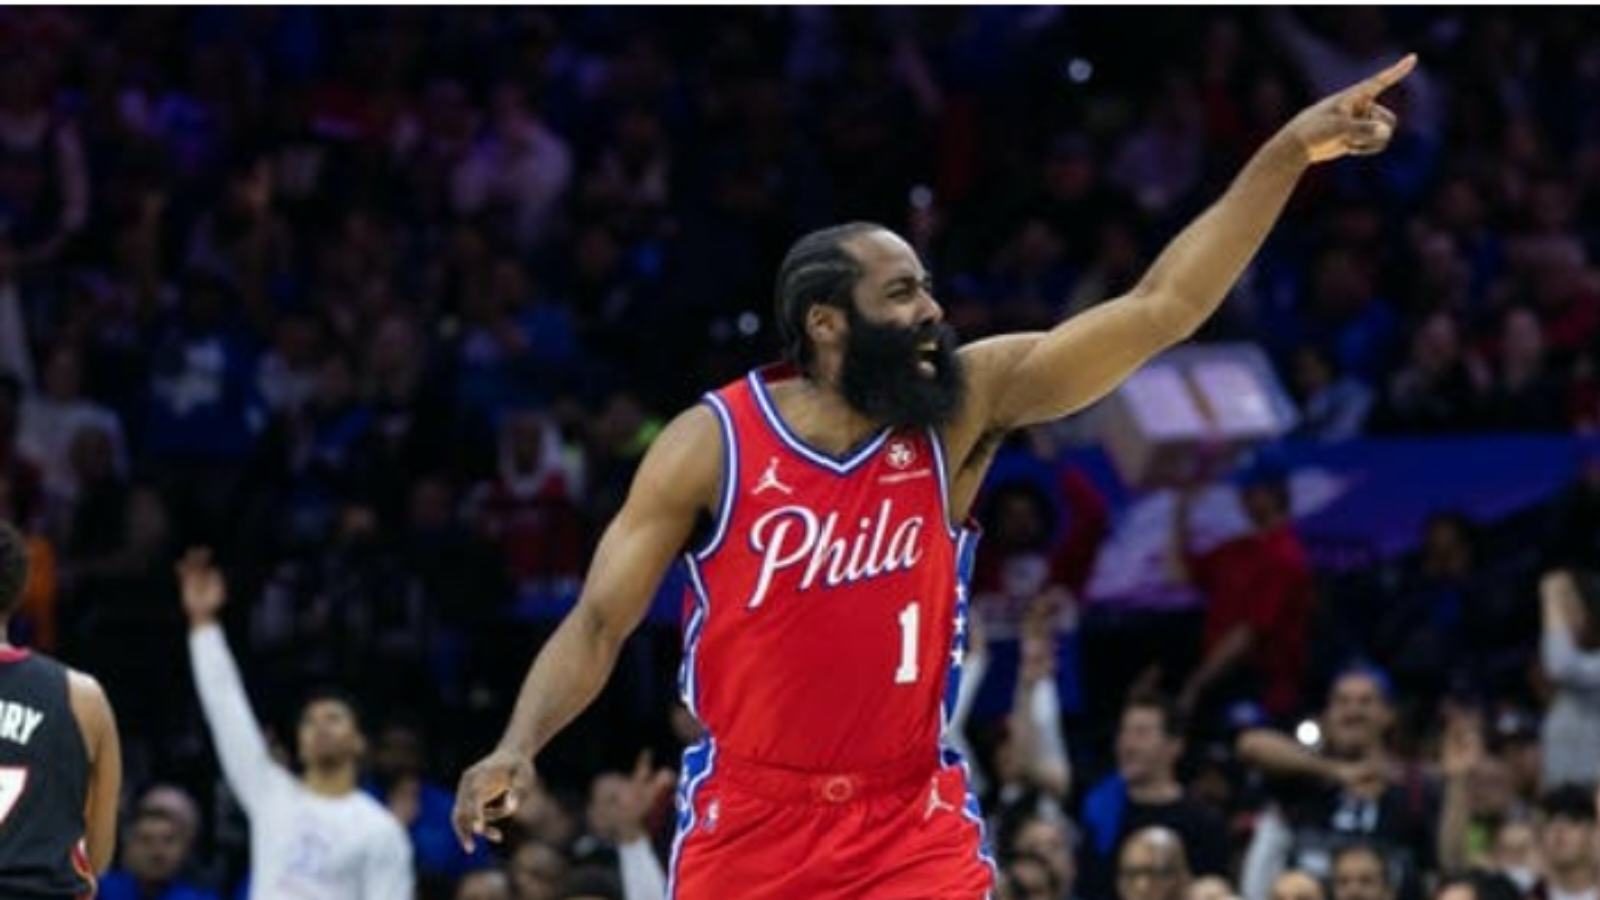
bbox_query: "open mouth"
[916,341,939,375]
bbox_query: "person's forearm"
[1436,776,1472,873]
[1135,134,1309,341]
[1236,728,1339,782]
[497,604,627,757]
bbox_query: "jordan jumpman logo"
[754,456,794,496]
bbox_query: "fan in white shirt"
[177,549,414,900]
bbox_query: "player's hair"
[1124,688,1187,741]
[0,520,27,617]
[1332,842,1391,885]
[773,221,888,373]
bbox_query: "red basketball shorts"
[667,744,996,899]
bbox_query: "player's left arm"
[67,669,121,874]
[954,55,1415,439]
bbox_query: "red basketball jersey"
[679,363,979,773]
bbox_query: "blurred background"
[3,5,1600,900]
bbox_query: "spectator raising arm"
[177,548,295,815]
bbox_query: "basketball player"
[454,56,1417,897]
[176,548,413,899]
[0,520,121,898]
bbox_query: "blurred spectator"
[1117,827,1193,900]
[1172,464,1313,720]
[508,838,569,900]
[97,806,220,900]
[17,342,127,516]
[1381,313,1483,434]
[1010,815,1079,900]
[465,409,587,609]
[1375,512,1521,706]
[1290,344,1374,442]
[0,50,89,272]
[1271,871,1327,900]
[1537,569,1600,787]
[454,868,512,900]
[1082,692,1229,898]
[451,82,573,252]
[1434,873,1524,900]
[1009,850,1068,900]
[1490,820,1543,895]
[365,718,485,892]
[1529,786,1599,900]
[1476,307,1565,432]
[1331,844,1395,900]
[1236,666,1437,900]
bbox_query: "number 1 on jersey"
[894,601,920,684]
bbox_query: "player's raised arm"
[452,403,720,850]
[960,54,1416,432]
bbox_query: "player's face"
[830,230,965,429]
[298,699,364,767]
[1116,708,1178,783]
[1333,852,1391,900]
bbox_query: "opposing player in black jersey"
[0,521,121,897]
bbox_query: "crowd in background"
[5,6,1600,900]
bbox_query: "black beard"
[837,307,965,429]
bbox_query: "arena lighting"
[737,312,760,336]
[910,184,934,210]
[1067,57,1094,83]
[1295,720,1322,747]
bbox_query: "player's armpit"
[67,670,120,874]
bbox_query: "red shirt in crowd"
[1189,524,1313,717]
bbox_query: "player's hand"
[452,746,536,852]
[175,547,226,627]
[1279,53,1415,164]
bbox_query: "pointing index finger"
[1360,53,1417,98]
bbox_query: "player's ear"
[807,303,847,353]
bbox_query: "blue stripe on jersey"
[690,394,738,561]
[924,426,962,540]
[939,526,997,878]
[679,556,713,717]
[746,370,891,474]
[941,528,980,726]
[666,737,717,899]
